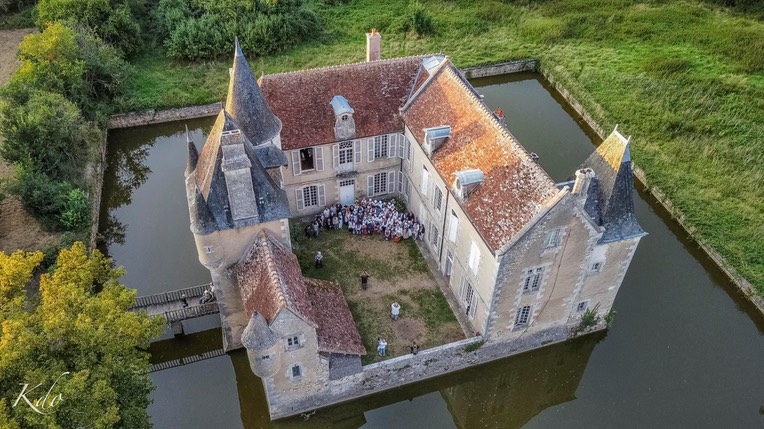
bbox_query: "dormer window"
[341,114,349,121]
[331,95,356,140]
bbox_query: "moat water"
[100,74,764,428]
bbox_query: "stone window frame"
[543,228,563,249]
[514,305,532,327]
[285,334,304,351]
[432,186,443,213]
[522,267,545,293]
[589,261,604,274]
[576,301,589,313]
[287,362,304,381]
[373,135,389,159]
[203,245,214,254]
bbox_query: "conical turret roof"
[226,39,282,145]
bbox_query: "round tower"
[241,311,282,378]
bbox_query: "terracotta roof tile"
[402,62,559,251]
[233,231,316,327]
[305,279,366,356]
[260,57,425,150]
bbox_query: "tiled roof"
[226,40,282,145]
[401,61,559,252]
[234,231,317,327]
[305,279,366,356]
[580,130,645,243]
[260,56,425,150]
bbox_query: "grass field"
[119,0,764,296]
[291,223,463,364]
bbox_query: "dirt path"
[0,28,62,253]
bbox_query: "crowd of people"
[305,198,426,242]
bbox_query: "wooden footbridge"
[131,283,220,336]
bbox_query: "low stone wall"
[270,324,584,419]
[108,102,222,129]
[537,65,764,316]
[86,133,107,249]
[461,60,538,79]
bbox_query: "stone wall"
[87,134,107,249]
[269,323,592,419]
[536,66,764,317]
[461,60,538,79]
[108,102,222,129]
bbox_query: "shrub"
[60,188,92,230]
[13,167,75,229]
[409,1,434,36]
[0,90,94,183]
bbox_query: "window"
[468,241,480,273]
[590,262,603,273]
[430,222,440,249]
[523,267,544,292]
[374,135,388,159]
[287,336,300,347]
[421,167,429,197]
[261,354,270,360]
[576,301,588,313]
[448,211,459,242]
[339,141,353,165]
[433,187,443,212]
[460,277,477,320]
[544,228,562,248]
[204,245,214,254]
[341,114,349,121]
[291,365,301,378]
[300,148,315,171]
[303,186,318,208]
[515,305,531,327]
[296,184,325,211]
[373,172,387,195]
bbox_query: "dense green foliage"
[36,0,143,56]
[0,243,164,428]
[119,0,764,297]
[156,0,320,60]
[1,22,127,231]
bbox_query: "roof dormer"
[423,125,451,156]
[453,169,484,200]
[330,95,356,141]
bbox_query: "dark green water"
[100,74,764,428]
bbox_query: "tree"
[0,90,96,182]
[0,243,164,428]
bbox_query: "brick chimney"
[366,29,381,62]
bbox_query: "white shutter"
[396,134,403,159]
[367,175,374,197]
[397,171,403,193]
[419,205,425,223]
[403,175,409,199]
[291,150,301,176]
[387,171,395,194]
[315,147,324,171]
[332,144,339,169]
[367,138,375,162]
[459,275,467,300]
[388,135,395,158]
[354,140,361,164]
[295,188,304,210]
[421,168,429,197]
[469,241,480,273]
[317,184,326,206]
[448,213,458,242]
[468,294,477,319]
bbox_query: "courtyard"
[291,221,466,364]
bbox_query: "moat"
[99,73,764,428]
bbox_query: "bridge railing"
[164,302,219,323]
[132,283,211,309]
[150,348,227,372]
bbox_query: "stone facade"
[184,33,644,421]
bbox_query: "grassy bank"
[120,0,764,296]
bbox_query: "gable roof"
[233,231,365,356]
[401,61,559,252]
[189,110,290,235]
[234,230,317,327]
[305,279,366,355]
[226,40,282,145]
[580,129,645,243]
[260,56,425,150]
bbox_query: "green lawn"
[119,0,764,296]
[290,223,463,364]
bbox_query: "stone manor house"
[184,31,645,418]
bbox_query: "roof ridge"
[440,66,557,189]
[400,57,451,112]
[261,54,437,80]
